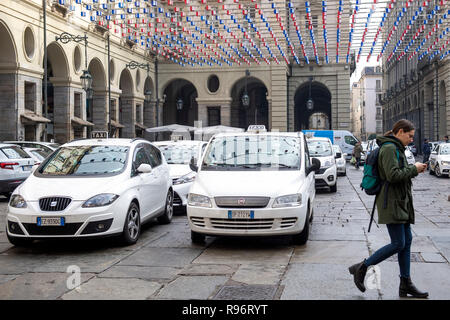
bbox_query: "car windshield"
[202,135,301,170]
[30,149,47,161]
[38,145,129,176]
[440,145,450,155]
[1,146,31,159]
[159,144,199,164]
[307,140,333,157]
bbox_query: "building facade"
[379,0,449,152]
[350,67,383,141]
[0,0,353,144]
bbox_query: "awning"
[20,112,51,124]
[71,117,94,127]
[111,120,125,128]
[135,122,147,130]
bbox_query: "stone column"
[92,90,108,132]
[51,78,73,144]
[120,94,136,138]
[197,103,208,127]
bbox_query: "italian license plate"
[228,210,254,219]
[22,165,32,171]
[37,217,65,226]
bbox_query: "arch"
[162,79,198,130]
[294,81,332,130]
[88,58,106,89]
[47,41,69,79]
[160,76,199,98]
[230,76,269,129]
[119,68,134,95]
[0,20,17,65]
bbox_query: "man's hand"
[415,162,427,173]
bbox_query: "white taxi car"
[187,126,320,245]
[307,137,337,192]
[333,145,347,176]
[429,143,450,177]
[6,138,173,246]
[154,140,207,211]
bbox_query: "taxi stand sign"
[91,131,108,139]
[247,125,267,133]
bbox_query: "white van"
[303,130,359,161]
[186,128,320,245]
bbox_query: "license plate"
[228,210,254,219]
[37,217,65,226]
[22,165,32,171]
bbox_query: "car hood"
[314,156,335,167]
[15,173,127,201]
[167,164,192,179]
[438,155,450,161]
[191,170,303,198]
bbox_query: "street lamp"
[80,70,93,93]
[307,77,314,111]
[176,98,183,111]
[144,89,152,103]
[242,70,250,108]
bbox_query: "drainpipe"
[43,0,48,141]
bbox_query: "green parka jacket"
[375,135,419,224]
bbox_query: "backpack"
[360,141,402,232]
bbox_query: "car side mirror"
[189,157,198,172]
[308,157,321,174]
[136,163,152,174]
[335,153,342,159]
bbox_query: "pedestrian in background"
[444,135,449,143]
[348,119,429,299]
[422,139,431,166]
[352,142,363,169]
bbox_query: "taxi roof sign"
[247,125,267,133]
[91,131,108,139]
[171,134,184,142]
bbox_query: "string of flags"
[63,0,449,67]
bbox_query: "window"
[376,80,381,90]
[74,92,82,118]
[1,146,31,159]
[145,144,162,167]
[133,147,151,170]
[344,135,358,146]
[303,136,311,170]
[207,107,221,126]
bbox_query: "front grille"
[280,218,298,228]
[315,179,328,187]
[210,218,274,230]
[214,196,270,208]
[39,197,72,212]
[23,223,83,236]
[190,217,206,227]
[173,192,182,206]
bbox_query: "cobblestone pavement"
[0,163,449,300]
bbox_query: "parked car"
[302,130,359,160]
[187,126,320,245]
[154,140,207,212]
[307,137,338,192]
[3,141,60,157]
[365,140,415,165]
[22,148,48,165]
[333,145,347,176]
[429,141,443,152]
[408,142,417,156]
[429,143,450,177]
[0,144,35,198]
[6,138,173,246]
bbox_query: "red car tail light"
[0,162,19,170]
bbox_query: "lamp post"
[307,77,314,111]
[176,98,183,111]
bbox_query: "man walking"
[422,139,431,166]
[352,142,364,169]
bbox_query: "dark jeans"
[423,153,430,164]
[364,223,412,278]
[355,157,361,169]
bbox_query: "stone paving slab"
[0,272,95,300]
[280,263,379,300]
[118,247,203,267]
[155,276,228,300]
[430,236,450,262]
[231,264,286,285]
[98,265,182,281]
[178,264,238,276]
[291,240,369,264]
[0,275,18,285]
[145,231,212,248]
[193,243,293,265]
[376,262,450,300]
[62,277,161,300]
[420,252,447,263]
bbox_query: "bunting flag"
[305,1,320,64]
[347,0,360,63]
[336,0,343,63]
[356,1,376,63]
[288,1,308,64]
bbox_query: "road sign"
[91,131,108,139]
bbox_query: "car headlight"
[173,172,196,185]
[272,194,302,208]
[9,194,27,208]
[441,161,450,166]
[82,194,119,208]
[188,193,212,208]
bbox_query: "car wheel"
[157,190,174,224]
[7,233,33,247]
[121,202,141,245]
[292,206,311,245]
[330,183,337,193]
[435,164,442,177]
[191,230,206,244]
